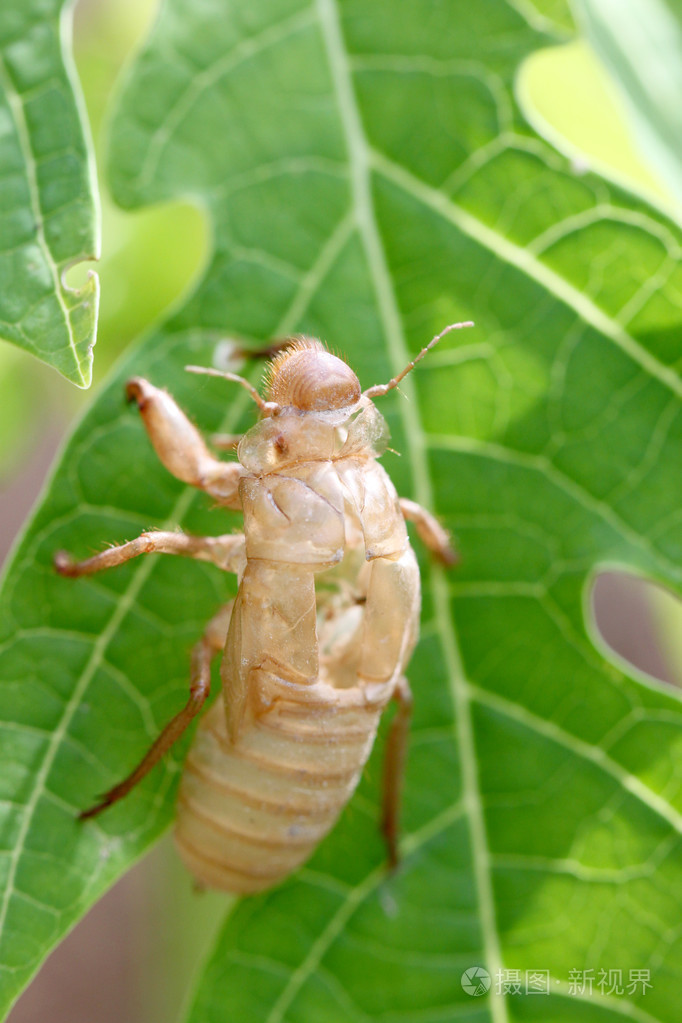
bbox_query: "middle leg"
[55,530,246,578]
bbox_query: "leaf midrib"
[313,2,510,1022]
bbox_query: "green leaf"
[0,0,99,387]
[572,0,682,211]
[2,0,682,1020]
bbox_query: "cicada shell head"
[264,336,361,414]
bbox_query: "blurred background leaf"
[572,0,682,216]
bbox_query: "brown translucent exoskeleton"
[55,323,471,893]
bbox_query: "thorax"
[236,408,408,565]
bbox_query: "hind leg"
[80,602,233,819]
[399,498,457,566]
[381,676,414,868]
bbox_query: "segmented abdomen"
[174,687,386,893]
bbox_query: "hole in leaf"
[591,570,682,686]
[63,259,98,291]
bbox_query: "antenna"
[363,321,474,399]
[185,365,280,415]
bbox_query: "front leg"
[210,432,244,451]
[126,377,242,506]
[399,497,457,566]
